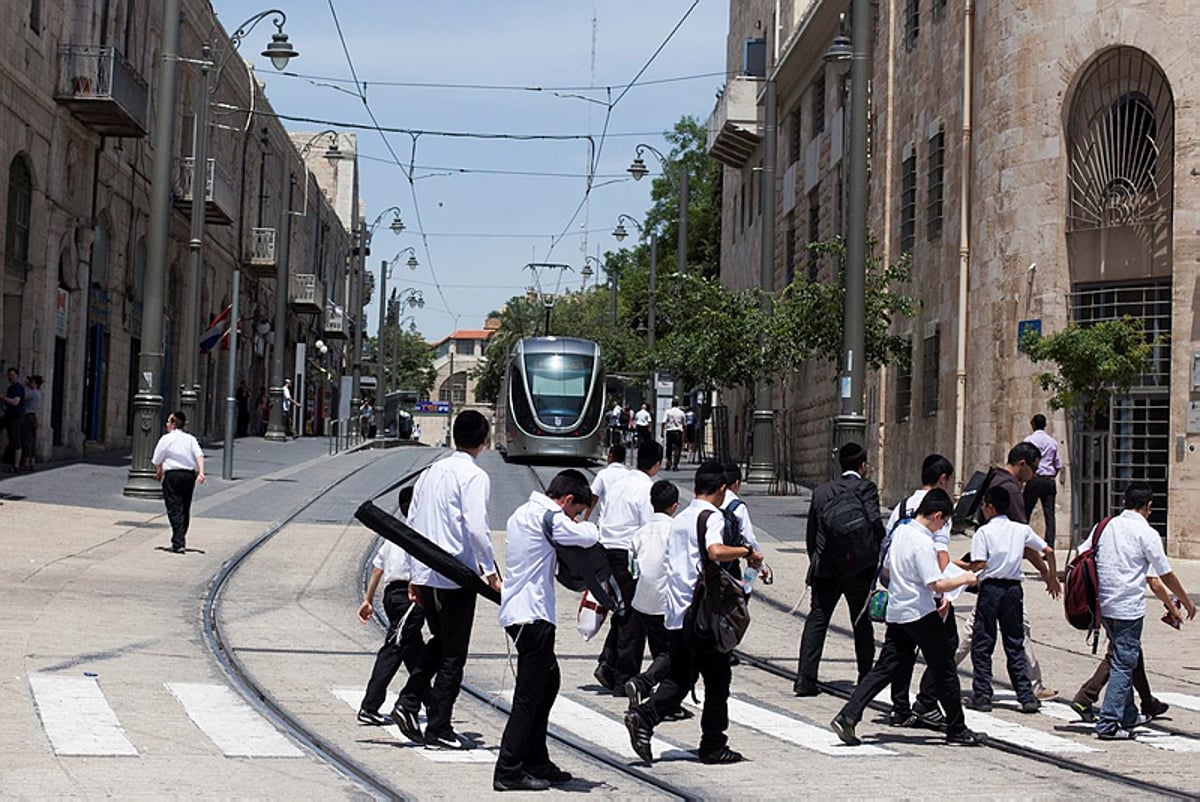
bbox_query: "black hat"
[838,442,866,465]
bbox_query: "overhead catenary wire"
[278,69,731,93]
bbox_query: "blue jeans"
[1096,616,1143,734]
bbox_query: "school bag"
[541,510,624,614]
[818,479,879,574]
[856,507,910,624]
[1063,515,1113,651]
[685,510,751,653]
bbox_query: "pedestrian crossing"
[29,674,138,757]
[993,692,1200,753]
[167,682,303,758]
[329,687,497,763]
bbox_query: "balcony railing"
[324,305,347,339]
[54,44,149,137]
[174,157,235,225]
[706,75,763,168]
[245,227,277,278]
[289,273,324,313]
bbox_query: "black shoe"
[1020,699,1041,714]
[793,682,820,697]
[169,545,186,554]
[1071,700,1097,723]
[660,706,694,722]
[391,706,422,742]
[1142,699,1170,719]
[830,714,861,746]
[425,730,475,750]
[493,774,550,792]
[624,679,647,708]
[526,763,572,784]
[699,746,745,764]
[356,708,391,726]
[593,664,616,692]
[962,697,992,712]
[889,709,919,728]
[946,728,987,746]
[1096,727,1136,741]
[912,705,946,727]
[624,709,654,762]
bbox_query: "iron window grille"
[921,325,939,417]
[812,75,826,136]
[807,189,821,281]
[900,145,917,254]
[896,337,913,422]
[904,0,919,52]
[926,125,945,241]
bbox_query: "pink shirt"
[1025,429,1061,476]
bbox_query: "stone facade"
[0,0,357,458]
[712,0,1200,556]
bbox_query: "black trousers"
[840,611,967,736]
[1074,638,1154,708]
[634,628,731,755]
[797,569,875,686]
[162,469,197,549]
[630,611,672,691]
[891,602,958,713]
[412,585,477,739]
[495,621,559,781]
[1023,475,1057,544]
[361,580,430,715]
[635,425,652,446]
[598,549,646,683]
[972,579,1034,703]
[665,430,683,469]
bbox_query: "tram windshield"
[523,353,593,419]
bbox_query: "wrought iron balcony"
[54,44,149,137]
[323,304,347,339]
[174,157,235,225]
[706,76,763,168]
[289,273,324,313]
[245,227,277,278]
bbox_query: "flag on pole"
[218,317,242,351]
[199,305,231,353]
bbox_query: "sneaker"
[624,679,647,709]
[946,728,987,746]
[962,697,992,712]
[425,731,475,750]
[356,708,391,726]
[660,707,694,722]
[1020,699,1041,714]
[593,664,616,692]
[699,746,745,764]
[889,709,919,728]
[624,709,654,762]
[793,681,820,698]
[1035,688,1059,701]
[526,763,572,784]
[492,774,551,792]
[1131,713,1152,729]
[830,714,861,746]
[1097,727,1137,741]
[912,705,946,727]
[391,706,422,742]
[169,545,186,554]
[1070,700,1097,722]
[1142,699,1170,719]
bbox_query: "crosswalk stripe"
[330,687,497,763]
[167,683,303,758]
[29,674,138,757]
[684,694,893,756]
[996,693,1200,753]
[962,705,1098,753]
[1154,692,1200,713]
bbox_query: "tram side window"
[524,354,593,418]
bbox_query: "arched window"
[5,156,33,276]
[438,371,467,405]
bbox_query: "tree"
[364,328,437,399]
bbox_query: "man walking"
[151,411,206,553]
[3,367,26,470]
[1079,482,1195,740]
[408,410,499,749]
[1024,414,1061,545]
[662,400,685,471]
[795,442,884,695]
[634,404,652,446]
[585,443,627,524]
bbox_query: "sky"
[210,0,730,343]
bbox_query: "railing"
[289,273,324,311]
[176,157,235,222]
[328,417,366,455]
[248,228,276,265]
[55,44,149,136]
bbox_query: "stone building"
[0,0,359,459]
[415,324,497,446]
[709,0,1199,555]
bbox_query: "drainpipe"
[953,0,975,491]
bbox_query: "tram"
[497,337,606,461]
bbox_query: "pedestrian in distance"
[962,485,1060,713]
[795,442,884,695]
[624,479,680,707]
[720,463,771,587]
[493,469,599,792]
[830,489,986,748]
[151,410,206,553]
[634,403,653,447]
[585,443,627,524]
[624,461,763,765]
[236,380,251,438]
[1077,482,1196,740]
[683,405,697,462]
[1024,413,1061,545]
[356,486,430,737]
[2,366,26,471]
[662,400,685,471]
[407,409,500,750]
[20,375,42,472]
[282,378,294,437]
[607,400,624,448]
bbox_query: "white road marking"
[684,694,894,756]
[962,707,1098,753]
[330,687,497,763]
[997,692,1200,753]
[29,674,138,757]
[167,683,303,758]
[1155,692,1200,713]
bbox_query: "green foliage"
[364,328,437,398]
[1019,316,1160,422]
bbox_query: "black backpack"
[818,480,878,574]
[540,510,624,613]
[686,510,751,653]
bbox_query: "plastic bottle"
[742,564,758,595]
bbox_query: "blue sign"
[1018,319,1042,348]
[414,400,451,414]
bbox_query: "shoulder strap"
[697,509,717,565]
[541,508,559,545]
[727,499,743,514]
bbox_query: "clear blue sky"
[210,0,729,342]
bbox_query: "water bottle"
[742,564,758,595]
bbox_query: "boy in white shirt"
[624,480,679,705]
[964,486,1059,713]
[585,444,627,523]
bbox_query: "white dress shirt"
[151,429,203,471]
[663,406,685,432]
[721,490,759,549]
[598,470,654,550]
[408,451,494,589]
[1079,510,1172,620]
[589,461,628,524]
[970,515,1046,581]
[373,541,413,585]
[634,408,652,427]
[499,492,599,627]
[664,500,726,630]
[886,488,950,553]
[884,519,943,624]
[630,512,673,616]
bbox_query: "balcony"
[289,273,324,314]
[706,76,763,168]
[174,157,235,226]
[54,44,149,137]
[323,304,347,339]
[245,228,277,278]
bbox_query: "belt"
[165,467,197,473]
[982,577,1022,586]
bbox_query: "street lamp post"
[125,6,297,496]
[583,254,611,324]
[375,249,419,433]
[628,143,689,277]
[747,77,778,484]
[524,263,572,336]
[613,215,657,402]
[351,207,405,434]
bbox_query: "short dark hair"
[170,410,187,427]
[637,439,664,471]
[547,468,593,507]
[982,485,1010,512]
[452,409,489,449]
[650,479,679,513]
[916,487,954,518]
[398,486,414,517]
[1031,413,1047,431]
[694,461,727,496]
[608,443,626,463]
[838,442,867,472]
[1123,481,1154,511]
[723,462,742,488]
[920,454,953,487]
[1007,442,1041,470]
